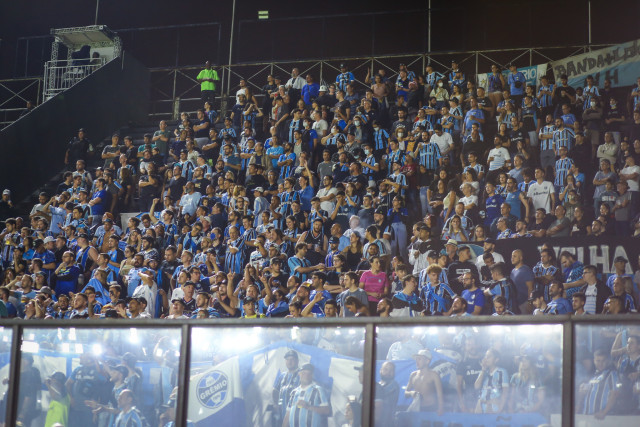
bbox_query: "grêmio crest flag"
[551,39,640,88]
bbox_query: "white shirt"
[430,132,453,154]
[527,180,555,213]
[313,119,328,136]
[286,75,306,90]
[316,187,338,213]
[476,251,505,269]
[132,281,157,316]
[584,283,597,314]
[179,191,202,217]
[488,147,510,171]
[621,165,640,191]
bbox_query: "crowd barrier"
[0,316,637,426]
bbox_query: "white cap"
[2,189,10,195]
[319,85,327,92]
[43,236,55,244]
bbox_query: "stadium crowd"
[1,61,640,323]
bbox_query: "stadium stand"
[1,50,640,426]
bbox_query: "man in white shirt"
[430,125,453,157]
[312,110,328,138]
[527,166,556,214]
[179,182,202,217]
[487,136,510,171]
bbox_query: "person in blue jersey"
[335,63,354,92]
[273,350,301,424]
[421,263,455,315]
[113,389,148,427]
[460,271,484,315]
[288,243,324,282]
[283,363,331,427]
[506,63,526,106]
[463,97,485,136]
[483,181,504,227]
[474,348,510,413]
[578,349,620,419]
[390,274,424,317]
[553,146,574,193]
[485,262,517,314]
[224,226,245,274]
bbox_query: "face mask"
[611,104,616,109]
[364,149,370,155]
[590,101,596,108]
[354,121,360,126]
[438,82,444,88]
[398,132,404,137]
[373,127,379,131]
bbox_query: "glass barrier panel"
[574,323,640,427]
[375,324,563,427]
[189,326,366,426]
[0,327,12,425]
[18,327,182,427]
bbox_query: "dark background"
[1,0,639,78]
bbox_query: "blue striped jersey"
[240,146,255,169]
[373,128,389,151]
[554,157,574,187]
[417,142,441,170]
[582,369,620,415]
[421,282,455,314]
[537,84,554,107]
[336,71,355,91]
[413,118,432,133]
[362,155,378,178]
[425,71,443,87]
[479,367,509,413]
[325,134,342,147]
[288,255,312,281]
[437,115,455,134]
[386,150,405,169]
[552,128,575,151]
[538,124,556,151]
[324,249,340,268]
[288,119,303,143]
[218,127,236,141]
[632,86,640,111]
[279,191,299,218]
[488,279,515,312]
[501,111,517,129]
[388,172,407,196]
[583,85,600,110]
[286,383,330,427]
[463,163,485,177]
[224,237,246,274]
[278,153,296,179]
[450,106,463,130]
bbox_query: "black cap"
[284,350,298,359]
[328,237,340,245]
[48,371,67,383]
[484,237,496,244]
[374,207,386,215]
[243,296,256,305]
[528,291,544,301]
[614,256,628,263]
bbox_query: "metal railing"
[0,77,42,129]
[42,57,106,100]
[149,43,613,120]
[0,314,636,426]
